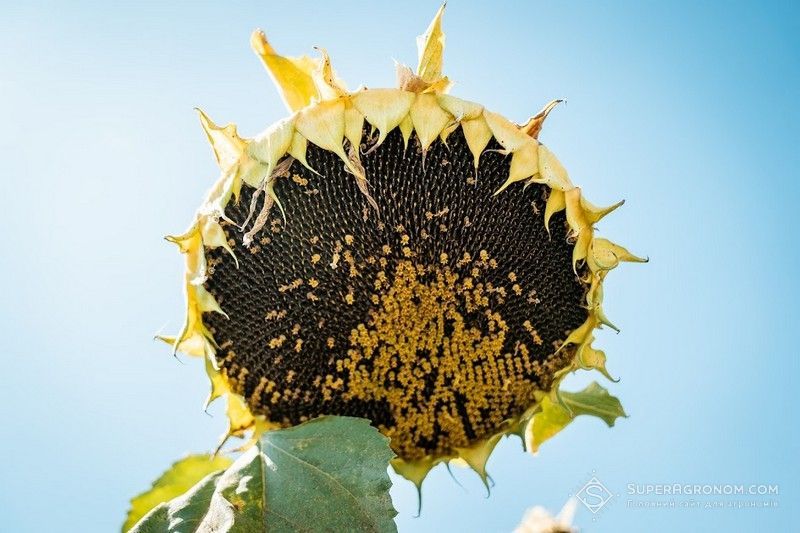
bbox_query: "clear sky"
[1,1,798,531]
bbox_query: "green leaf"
[129,470,225,533]
[129,416,398,533]
[560,381,627,426]
[124,454,233,532]
[527,381,626,452]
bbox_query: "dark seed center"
[203,126,588,459]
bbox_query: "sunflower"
[162,4,645,488]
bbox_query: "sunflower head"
[163,4,645,487]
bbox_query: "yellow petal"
[238,163,269,192]
[226,393,256,436]
[199,218,235,263]
[494,139,539,195]
[544,188,566,235]
[564,187,588,233]
[246,116,296,186]
[172,298,209,358]
[311,46,348,100]
[582,197,625,224]
[453,433,503,489]
[195,108,245,173]
[586,277,604,309]
[484,110,531,152]
[439,121,459,145]
[251,30,320,112]
[203,364,224,412]
[194,285,227,317]
[164,223,200,255]
[577,339,617,382]
[460,116,492,172]
[250,117,295,165]
[344,104,365,148]
[287,131,316,173]
[409,93,452,152]
[561,315,598,351]
[519,99,564,139]
[416,3,446,84]
[295,99,347,161]
[595,304,620,332]
[391,456,441,491]
[536,145,573,191]
[573,229,592,272]
[398,114,414,150]
[166,223,207,284]
[436,94,484,121]
[351,89,415,149]
[422,76,452,94]
[524,396,572,453]
[155,334,207,358]
[588,238,648,272]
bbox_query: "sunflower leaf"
[527,382,626,452]
[128,416,397,533]
[124,454,233,532]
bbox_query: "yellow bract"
[251,30,320,112]
[164,3,645,489]
[352,89,416,149]
[416,3,446,83]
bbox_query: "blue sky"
[1,1,797,531]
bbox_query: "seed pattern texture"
[203,127,588,459]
